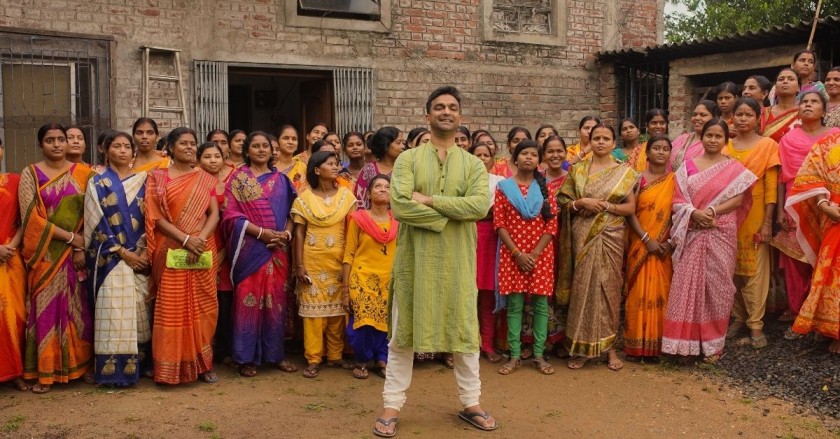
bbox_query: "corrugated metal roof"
[599,16,840,63]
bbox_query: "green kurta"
[389,142,490,353]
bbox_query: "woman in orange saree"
[0,140,28,391]
[627,109,668,172]
[624,136,675,360]
[773,91,839,335]
[146,127,220,384]
[19,123,95,393]
[786,131,840,353]
[760,68,802,143]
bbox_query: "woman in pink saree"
[662,120,756,363]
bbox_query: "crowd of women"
[1,50,839,395]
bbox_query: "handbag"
[165,248,213,270]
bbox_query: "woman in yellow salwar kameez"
[558,124,638,371]
[292,151,356,378]
[723,98,780,349]
[787,131,840,353]
[624,136,676,360]
[0,140,28,391]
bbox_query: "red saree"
[0,173,26,382]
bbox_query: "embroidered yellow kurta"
[291,187,356,318]
[343,217,396,332]
[389,143,490,353]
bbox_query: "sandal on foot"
[325,360,353,370]
[373,417,399,438]
[784,327,803,341]
[276,361,298,373]
[497,359,520,375]
[31,383,51,394]
[750,335,768,349]
[375,362,387,378]
[567,356,590,370]
[12,378,31,392]
[200,371,219,383]
[302,364,319,378]
[726,322,745,340]
[532,357,555,375]
[482,351,504,363]
[607,358,624,371]
[442,354,454,369]
[458,410,499,432]
[238,364,258,378]
[353,364,369,379]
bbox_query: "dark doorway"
[227,67,334,141]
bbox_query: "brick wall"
[0,0,659,148]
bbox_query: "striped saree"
[146,169,218,384]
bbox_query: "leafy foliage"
[665,0,840,44]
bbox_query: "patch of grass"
[701,386,711,392]
[197,421,217,433]
[304,402,327,412]
[210,435,223,439]
[739,397,754,405]
[2,415,25,433]
[540,410,563,423]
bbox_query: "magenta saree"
[222,166,296,365]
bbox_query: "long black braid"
[533,168,553,221]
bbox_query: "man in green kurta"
[373,87,498,437]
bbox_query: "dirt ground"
[0,354,836,439]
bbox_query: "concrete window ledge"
[482,0,567,47]
[283,0,392,33]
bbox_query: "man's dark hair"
[425,86,461,114]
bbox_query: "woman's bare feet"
[607,350,623,371]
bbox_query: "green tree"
[665,0,840,44]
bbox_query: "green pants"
[506,293,549,359]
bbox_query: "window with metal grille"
[616,62,669,125]
[193,61,229,137]
[0,30,111,172]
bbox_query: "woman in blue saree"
[84,131,151,386]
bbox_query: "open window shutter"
[333,68,372,135]
[193,61,228,135]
